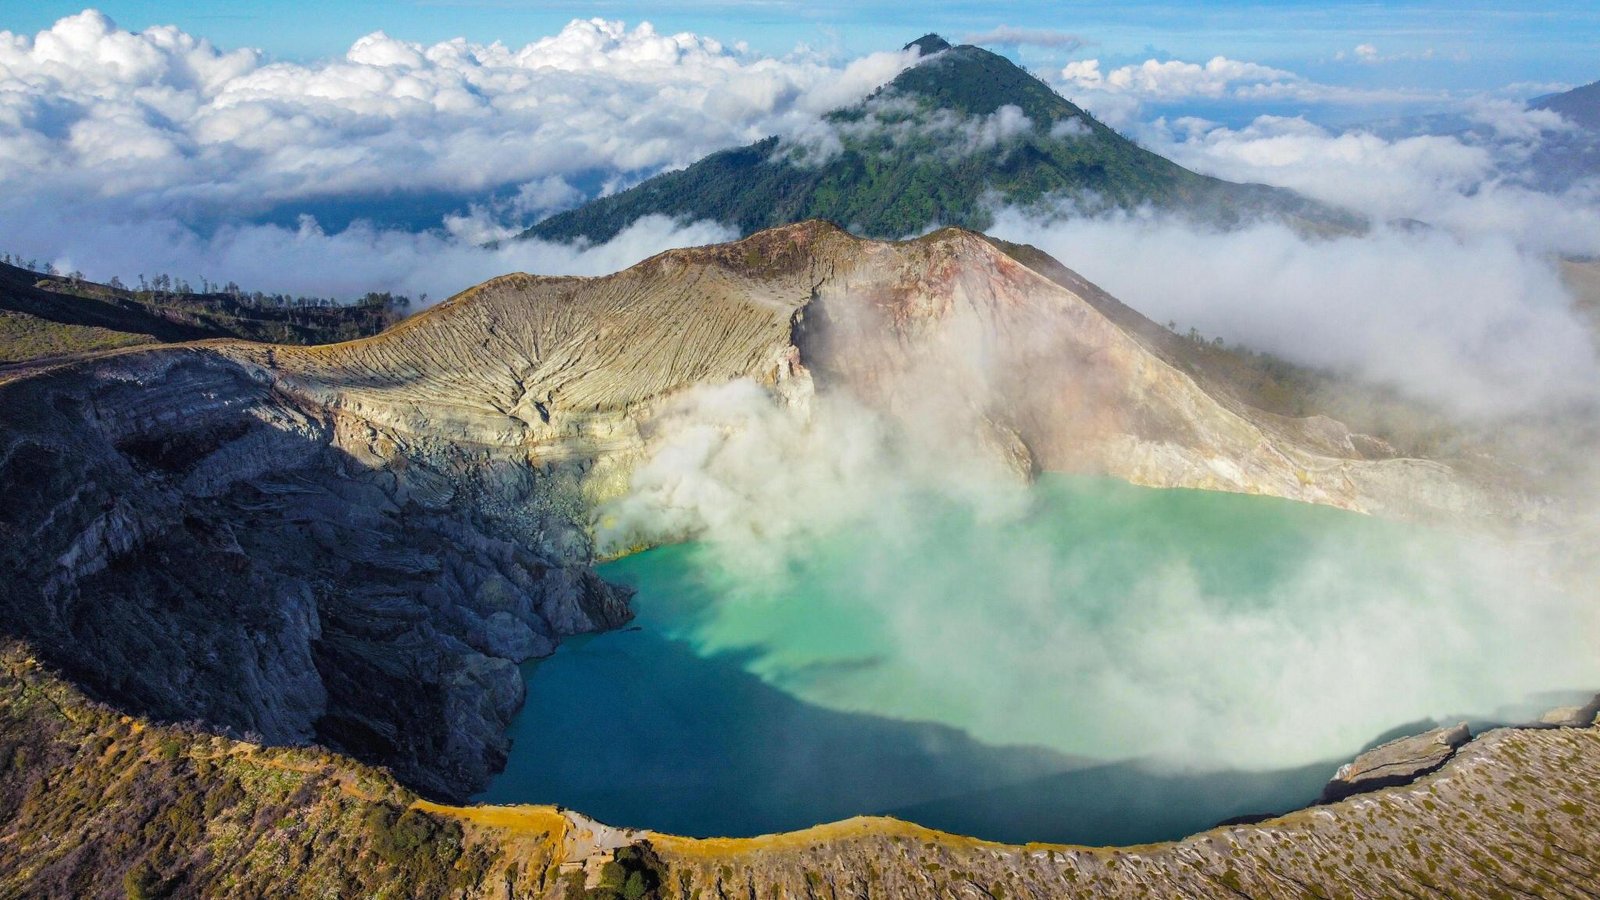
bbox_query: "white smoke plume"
[595,366,1600,771]
[989,209,1600,417]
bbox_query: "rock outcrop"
[1319,722,1472,803]
[0,348,632,799]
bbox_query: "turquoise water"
[477,475,1595,844]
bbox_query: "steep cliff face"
[3,646,1597,898]
[0,221,1506,802]
[0,348,632,800]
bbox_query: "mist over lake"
[480,475,1596,842]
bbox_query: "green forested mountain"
[522,35,1361,243]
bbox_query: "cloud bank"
[1050,55,1451,129]
[0,10,921,219]
[985,105,1600,417]
[20,209,735,305]
[0,9,928,299]
[1141,113,1598,251]
[991,210,1599,416]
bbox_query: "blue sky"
[5,1,1598,92]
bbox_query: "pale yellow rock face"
[211,220,1497,523]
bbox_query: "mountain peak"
[904,34,952,55]
[880,42,1078,119]
[521,33,1362,244]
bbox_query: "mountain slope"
[521,37,1360,244]
[0,263,214,360]
[245,220,1484,517]
[1534,79,1600,130]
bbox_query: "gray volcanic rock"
[0,349,632,799]
[1320,722,1471,803]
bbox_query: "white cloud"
[1336,43,1455,64]
[1053,54,1449,128]
[969,103,1035,149]
[1462,97,1576,142]
[1060,56,1301,100]
[18,207,735,305]
[778,98,1036,166]
[1150,115,1495,213]
[962,26,1088,50]
[992,208,1599,416]
[1138,113,1600,257]
[980,100,1600,417]
[0,10,922,227]
[1049,116,1090,139]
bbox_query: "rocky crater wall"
[0,348,630,799]
[0,221,1513,801]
